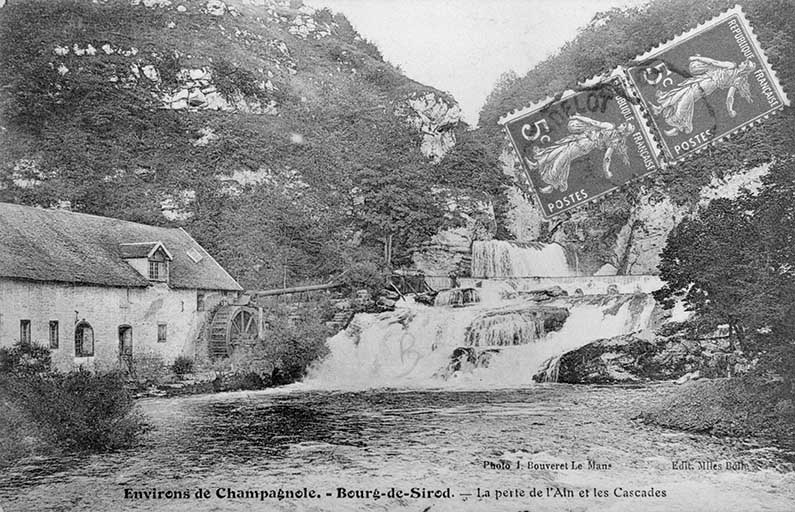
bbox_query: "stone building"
[0,202,242,372]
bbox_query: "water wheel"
[208,305,260,359]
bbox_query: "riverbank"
[637,376,795,453]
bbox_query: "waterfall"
[463,307,567,347]
[471,240,573,278]
[304,293,657,390]
[434,288,480,307]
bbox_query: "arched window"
[75,321,94,357]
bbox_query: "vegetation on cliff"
[0,0,511,288]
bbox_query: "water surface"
[1,385,793,511]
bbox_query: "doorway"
[118,325,133,376]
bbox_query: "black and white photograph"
[0,0,793,510]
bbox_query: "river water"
[1,385,793,512]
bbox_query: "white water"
[471,240,573,278]
[305,293,656,390]
[434,287,480,306]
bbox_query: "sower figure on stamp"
[651,55,756,136]
[524,114,635,194]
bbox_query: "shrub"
[340,257,388,299]
[261,300,333,381]
[1,369,147,452]
[0,341,51,375]
[171,355,194,377]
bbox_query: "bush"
[340,257,388,299]
[0,341,51,375]
[0,369,147,452]
[171,355,194,377]
[261,301,333,381]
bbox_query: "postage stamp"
[627,6,790,161]
[500,74,661,219]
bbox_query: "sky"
[313,0,646,126]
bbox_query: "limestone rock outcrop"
[533,332,749,384]
[397,92,462,162]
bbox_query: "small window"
[49,321,59,349]
[75,321,94,357]
[148,260,168,281]
[20,320,31,344]
[157,323,167,343]
[186,248,203,263]
[197,292,205,311]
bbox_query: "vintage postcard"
[627,5,790,161]
[500,74,661,219]
[1,1,794,512]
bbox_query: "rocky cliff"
[0,0,467,287]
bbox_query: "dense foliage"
[654,158,795,372]
[0,343,147,459]
[0,340,51,375]
[225,299,334,383]
[0,0,498,289]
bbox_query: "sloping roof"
[0,202,242,291]
[119,242,173,260]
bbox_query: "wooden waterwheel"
[208,305,260,359]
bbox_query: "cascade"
[305,292,657,390]
[471,240,573,278]
[434,287,480,307]
[463,306,568,347]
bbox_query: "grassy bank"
[638,377,795,450]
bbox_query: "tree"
[353,159,447,268]
[433,130,512,238]
[654,158,795,356]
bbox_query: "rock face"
[160,67,278,114]
[411,227,473,278]
[534,332,748,384]
[398,92,462,162]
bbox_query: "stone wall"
[0,278,227,371]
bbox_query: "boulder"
[534,334,659,384]
[206,0,227,16]
[533,332,749,384]
[434,347,500,380]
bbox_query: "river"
[1,385,793,511]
